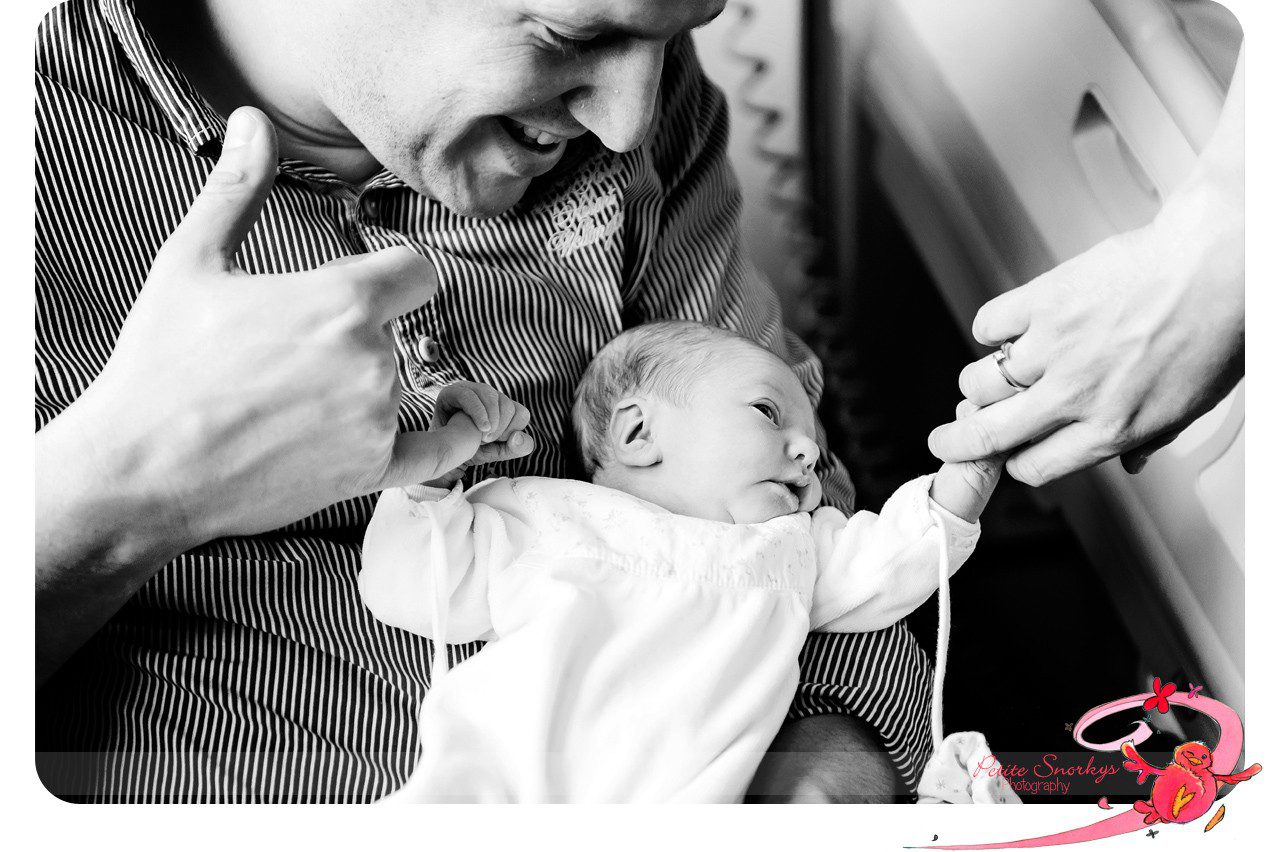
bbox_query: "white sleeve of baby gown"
[809,474,980,633]
[359,478,534,643]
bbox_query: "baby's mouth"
[771,478,808,507]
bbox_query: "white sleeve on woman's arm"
[359,478,534,643]
[809,474,979,633]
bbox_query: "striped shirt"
[35,0,933,801]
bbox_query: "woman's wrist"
[1148,170,1245,351]
[1147,57,1244,349]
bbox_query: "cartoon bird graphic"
[1121,740,1262,825]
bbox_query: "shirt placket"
[285,168,445,402]
[356,184,447,398]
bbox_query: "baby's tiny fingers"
[477,385,505,437]
[958,456,1003,496]
[490,394,515,440]
[454,386,493,433]
[495,400,532,441]
[470,431,536,465]
[956,399,981,420]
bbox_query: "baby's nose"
[791,434,820,468]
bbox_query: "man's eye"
[540,26,595,59]
[752,402,779,424]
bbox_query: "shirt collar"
[98,0,226,157]
[96,0,407,189]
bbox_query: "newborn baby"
[360,321,1002,802]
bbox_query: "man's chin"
[415,171,532,220]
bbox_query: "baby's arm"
[809,476,980,633]
[360,477,533,643]
[928,399,1005,523]
[359,381,536,642]
[929,458,1004,523]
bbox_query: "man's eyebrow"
[554,5,725,41]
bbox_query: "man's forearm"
[35,409,193,686]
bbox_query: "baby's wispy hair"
[571,320,766,477]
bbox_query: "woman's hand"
[927,55,1243,486]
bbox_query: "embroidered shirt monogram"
[545,152,625,258]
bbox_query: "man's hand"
[54,106,455,543]
[37,106,452,681]
[423,382,534,487]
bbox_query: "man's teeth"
[512,120,561,147]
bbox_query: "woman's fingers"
[929,383,1067,463]
[1004,421,1117,487]
[957,339,1043,406]
[971,285,1034,347]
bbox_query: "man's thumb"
[164,106,280,272]
[382,421,483,489]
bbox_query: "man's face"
[308,0,726,217]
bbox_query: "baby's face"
[647,343,823,524]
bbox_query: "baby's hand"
[929,399,1004,523]
[426,381,535,487]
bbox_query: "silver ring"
[993,341,1030,391]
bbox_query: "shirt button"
[361,195,380,220]
[417,335,441,363]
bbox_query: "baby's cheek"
[752,484,801,523]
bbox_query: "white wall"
[693,2,810,325]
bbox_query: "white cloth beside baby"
[918,731,1021,804]
[360,473,978,802]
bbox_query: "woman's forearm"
[1148,48,1245,371]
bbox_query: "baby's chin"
[729,486,811,525]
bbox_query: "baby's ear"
[609,397,661,467]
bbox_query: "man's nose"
[790,433,820,469]
[565,41,665,152]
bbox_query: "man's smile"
[499,115,581,149]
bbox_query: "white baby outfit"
[359,474,979,803]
